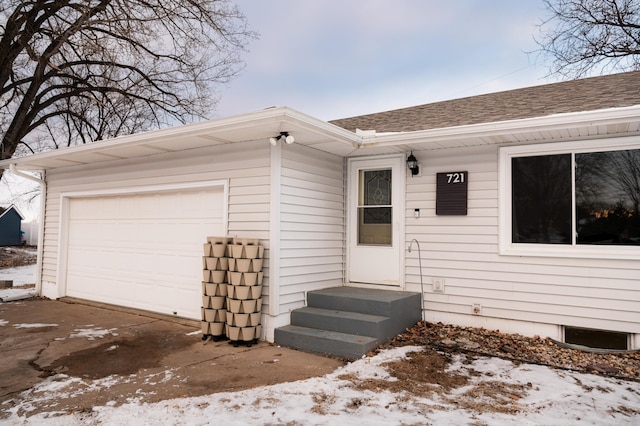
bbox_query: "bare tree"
[0,0,255,177]
[536,0,640,78]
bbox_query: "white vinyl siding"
[405,144,640,335]
[41,141,272,310]
[277,144,345,313]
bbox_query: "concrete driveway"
[0,298,344,419]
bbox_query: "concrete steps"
[274,287,421,359]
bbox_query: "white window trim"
[499,136,640,260]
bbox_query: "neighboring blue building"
[0,205,24,246]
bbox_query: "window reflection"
[511,148,640,247]
[512,155,572,244]
[576,149,640,245]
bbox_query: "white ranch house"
[3,71,639,352]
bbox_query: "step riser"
[308,293,394,316]
[274,327,378,360]
[291,309,392,341]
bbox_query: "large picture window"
[501,140,640,258]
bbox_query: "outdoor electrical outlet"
[472,304,482,315]
[433,278,445,292]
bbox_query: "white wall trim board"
[268,142,282,317]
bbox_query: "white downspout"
[9,164,46,296]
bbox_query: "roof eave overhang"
[358,104,640,151]
[3,104,640,172]
[0,106,363,172]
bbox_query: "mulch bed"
[379,321,640,382]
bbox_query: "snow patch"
[55,326,119,341]
[13,323,58,329]
[0,264,36,286]
[4,346,640,425]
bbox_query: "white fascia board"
[360,105,640,148]
[280,107,363,147]
[0,107,289,170]
[0,106,362,171]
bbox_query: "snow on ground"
[1,261,639,424]
[5,346,640,425]
[0,264,36,301]
[12,323,58,328]
[0,263,35,286]
[57,326,119,341]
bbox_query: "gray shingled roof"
[329,71,640,133]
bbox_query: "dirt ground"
[0,298,534,420]
[2,297,639,420]
[0,246,37,269]
[0,298,344,419]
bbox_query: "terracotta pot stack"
[201,236,233,340]
[201,236,264,346]
[226,238,264,346]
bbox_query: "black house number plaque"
[436,171,468,215]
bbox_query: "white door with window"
[348,156,404,286]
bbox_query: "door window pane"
[576,149,640,245]
[358,169,392,245]
[512,154,572,244]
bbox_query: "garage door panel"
[65,187,224,319]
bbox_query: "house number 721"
[446,172,465,184]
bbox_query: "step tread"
[309,287,420,303]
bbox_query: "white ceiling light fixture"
[269,131,294,146]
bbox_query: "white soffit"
[0,107,361,171]
[357,105,640,155]
[2,105,640,171]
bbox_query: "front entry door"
[348,156,404,286]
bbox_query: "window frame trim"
[499,136,640,260]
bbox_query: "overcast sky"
[215,0,559,121]
[4,1,560,220]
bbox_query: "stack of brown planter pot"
[201,236,264,346]
[226,238,264,347]
[201,237,233,341]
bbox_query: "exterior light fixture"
[269,132,295,146]
[407,151,419,176]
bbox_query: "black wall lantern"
[407,151,419,176]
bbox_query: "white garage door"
[65,186,225,319]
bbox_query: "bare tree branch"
[536,0,640,78]
[0,0,256,179]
